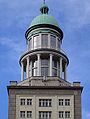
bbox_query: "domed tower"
[19,2,69,84]
[8,2,83,119]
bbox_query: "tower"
[7,2,83,119]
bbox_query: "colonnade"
[21,54,67,81]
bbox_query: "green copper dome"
[29,3,59,28]
[30,14,59,27]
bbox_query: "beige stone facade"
[7,83,83,119]
[16,95,74,119]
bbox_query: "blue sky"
[0,0,90,119]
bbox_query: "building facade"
[7,2,83,119]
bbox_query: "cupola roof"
[30,2,59,28]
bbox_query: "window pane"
[52,68,57,76]
[41,34,48,48]
[59,111,64,118]
[59,99,64,106]
[41,67,49,76]
[41,59,49,66]
[39,111,51,119]
[65,111,70,118]
[27,111,32,118]
[50,35,56,49]
[20,99,25,105]
[20,111,25,118]
[27,99,32,105]
[33,35,40,49]
[39,99,52,107]
[65,99,70,106]
[52,60,57,68]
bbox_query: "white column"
[26,56,29,79]
[21,61,24,81]
[64,63,67,80]
[30,61,32,77]
[50,54,53,76]
[37,54,41,76]
[60,57,62,78]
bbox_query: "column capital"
[26,56,29,59]
[37,53,41,57]
[50,53,53,57]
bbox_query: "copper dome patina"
[30,3,59,28]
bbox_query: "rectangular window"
[27,99,32,105]
[59,111,64,118]
[27,111,32,118]
[50,35,56,49]
[39,111,52,119]
[65,111,70,118]
[39,99,52,107]
[20,111,25,118]
[33,35,40,49]
[20,99,25,105]
[41,67,49,77]
[65,99,70,106]
[41,59,49,66]
[59,99,64,106]
[41,34,48,48]
[52,68,57,76]
[52,60,57,68]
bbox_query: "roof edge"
[25,24,63,39]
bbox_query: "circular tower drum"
[19,3,69,82]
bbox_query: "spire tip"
[43,0,45,4]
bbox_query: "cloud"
[0,37,24,78]
[1,0,89,30]
[86,113,90,118]
[0,37,25,55]
[82,110,90,119]
[49,0,90,29]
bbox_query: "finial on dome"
[43,0,45,4]
[40,0,49,14]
